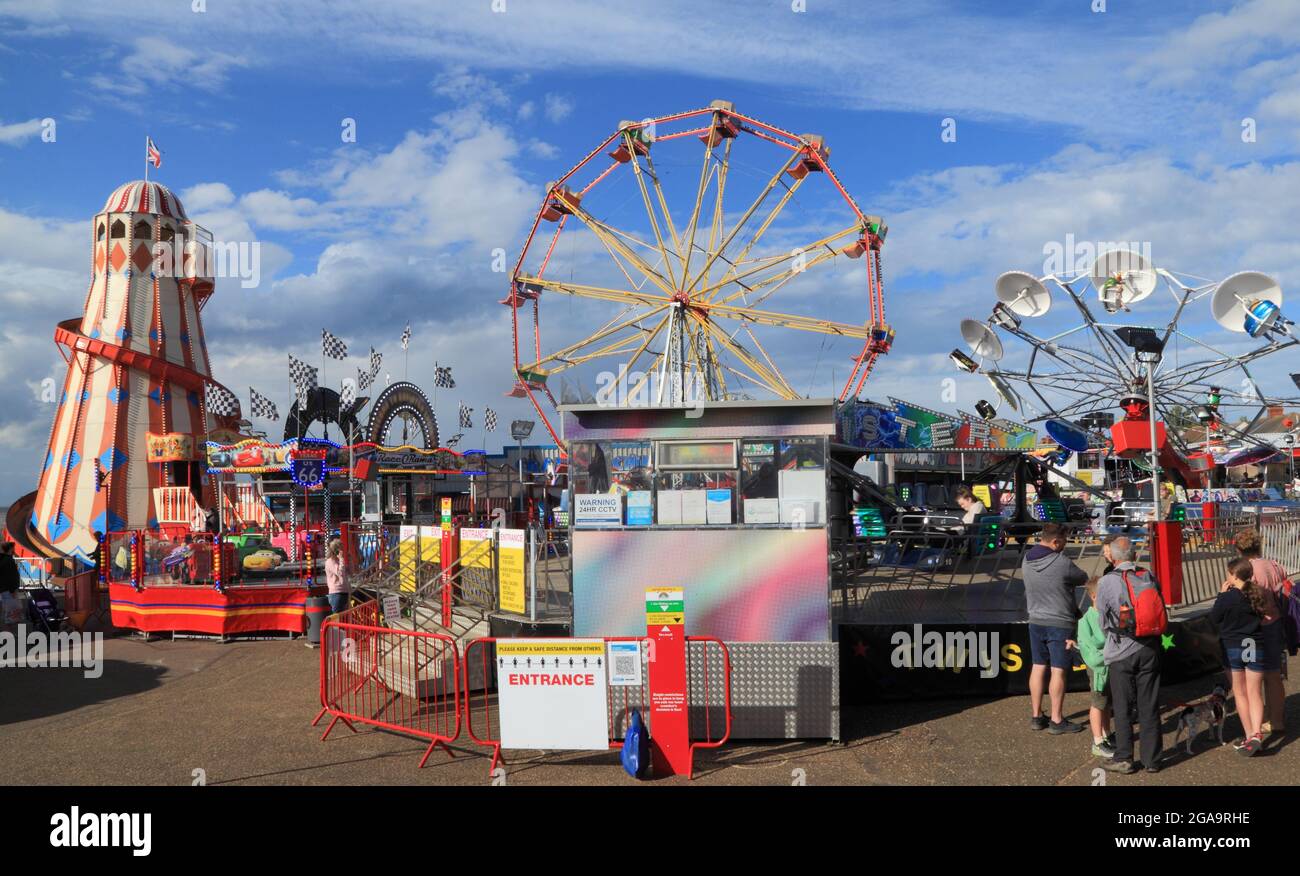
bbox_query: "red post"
[645,587,690,778]
[1151,521,1184,606]
[441,520,458,628]
[1201,501,1217,543]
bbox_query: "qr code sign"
[615,655,637,677]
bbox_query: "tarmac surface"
[1,634,1295,786]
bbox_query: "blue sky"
[1,0,1300,501]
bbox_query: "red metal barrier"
[461,635,732,779]
[312,600,462,768]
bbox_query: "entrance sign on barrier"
[646,587,690,777]
[497,528,527,614]
[497,638,610,750]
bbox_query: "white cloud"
[0,117,43,145]
[543,93,573,124]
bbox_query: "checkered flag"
[458,401,473,430]
[357,366,372,391]
[400,323,411,351]
[368,347,382,380]
[446,433,464,449]
[322,329,348,361]
[484,408,498,432]
[249,387,279,421]
[339,378,356,410]
[206,383,240,418]
[434,366,455,389]
[288,354,318,408]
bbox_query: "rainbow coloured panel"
[572,527,830,641]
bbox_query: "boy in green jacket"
[1078,577,1115,758]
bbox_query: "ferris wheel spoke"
[696,301,872,339]
[522,276,670,308]
[699,177,811,304]
[715,244,847,309]
[678,112,724,285]
[524,303,673,374]
[640,151,683,258]
[700,225,857,304]
[685,147,802,296]
[558,196,677,295]
[701,137,734,293]
[693,315,795,399]
[624,134,681,290]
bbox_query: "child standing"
[1209,558,1273,756]
[1077,577,1115,758]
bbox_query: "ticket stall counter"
[561,399,841,739]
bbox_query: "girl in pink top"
[324,539,349,615]
[1234,529,1289,735]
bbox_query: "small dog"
[1172,686,1228,755]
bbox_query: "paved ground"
[2,636,1295,786]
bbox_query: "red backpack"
[1115,568,1168,638]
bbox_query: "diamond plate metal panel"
[688,641,839,741]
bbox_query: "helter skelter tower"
[24,180,236,562]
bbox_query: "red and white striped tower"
[29,180,235,562]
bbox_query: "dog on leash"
[1172,686,1228,755]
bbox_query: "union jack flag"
[146,136,162,169]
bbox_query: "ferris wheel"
[505,100,893,446]
[951,247,1300,464]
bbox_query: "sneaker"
[1237,735,1263,758]
[1030,715,1049,731]
[304,641,319,649]
[1049,718,1086,735]
[1092,739,1117,758]
[1103,759,1138,774]
[1105,732,1117,748]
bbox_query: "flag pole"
[144,136,149,183]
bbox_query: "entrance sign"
[497,528,526,614]
[496,639,610,750]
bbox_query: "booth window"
[133,220,152,240]
[109,219,126,239]
[740,441,779,500]
[657,439,737,470]
[569,440,653,495]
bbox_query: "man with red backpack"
[1096,535,1167,774]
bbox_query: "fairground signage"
[838,397,1038,453]
[350,443,486,475]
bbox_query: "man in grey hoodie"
[1023,523,1089,733]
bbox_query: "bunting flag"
[484,408,498,432]
[458,401,473,430]
[322,329,348,360]
[339,378,356,410]
[205,383,240,418]
[434,366,455,389]
[249,387,279,421]
[400,323,411,351]
[288,354,318,408]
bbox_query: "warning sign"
[496,639,610,750]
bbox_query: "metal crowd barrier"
[313,600,462,768]
[834,523,1148,623]
[462,635,732,779]
[1179,509,1300,605]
